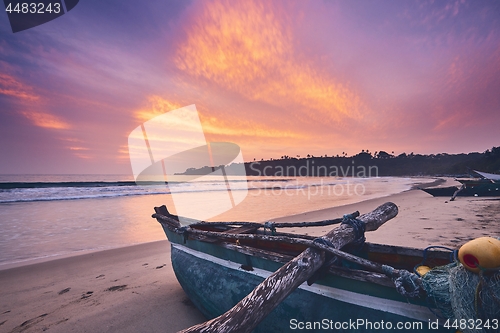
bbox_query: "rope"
[414,245,457,275]
[393,270,422,298]
[263,222,277,235]
[312,237,341,267]
[341,213,365,248]
[382,264,394,276]
[381,265,422,298]
[313,237,335,248]
[178,226,189,244]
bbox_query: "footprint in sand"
[18,313,47,329]
[58,288,71,295]
[106,285,127,292]
[81,291,94,299]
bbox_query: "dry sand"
[1,185,499,332]
[275,180,500,249]
[0,241,205,333]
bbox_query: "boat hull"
[421,186,459,197]
[422,183,500,197]
[168,231,452,332]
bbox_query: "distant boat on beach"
[421,170,500,198]
[152,203,484,333]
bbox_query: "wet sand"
[1,185,499,332]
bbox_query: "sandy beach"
[0,241,206,333]
[1,185,499,333]
[275,179,500,248]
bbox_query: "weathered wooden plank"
[179,202,398,333]
[220,243,293,263]
[363,242,452,260]
[224,225,261,235]
[326,266,395,288]
[221,242,395,288]
[266,218,343,228]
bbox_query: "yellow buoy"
[415,265,431,276]
[458,237,500,273]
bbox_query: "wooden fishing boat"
[474,170,500,182]
[421,182,500,197]
[421,186,460,197]
[153,204,459,332]
[421,170,500,198]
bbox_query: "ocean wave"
[0,178,293,190]
[0,186,275,203]
[0,177,374,204]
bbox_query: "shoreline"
[1,181,499,332]
[0,241,167,272]
[0,176,436,270]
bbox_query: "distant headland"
[178,146,500,177]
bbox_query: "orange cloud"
[73,152,93,159]
[21,111,71,130]
[69,146,92,159]
[60,137,84,143]
[116,144,131,161]
[0,73,40,102]
[134,95,183,121]
[176,0,367,123]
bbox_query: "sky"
[0,0,499,174]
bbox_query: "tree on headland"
[376,151,393,159]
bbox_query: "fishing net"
[422,262,500,333]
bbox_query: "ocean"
[0,174,430,268]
